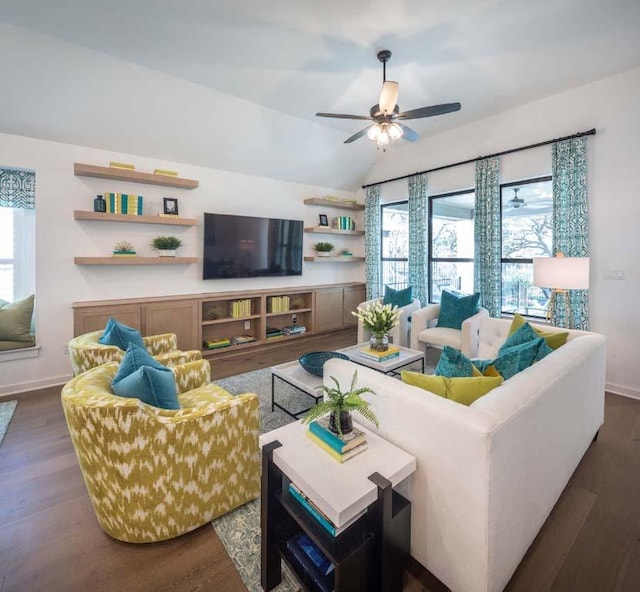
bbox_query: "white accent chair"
[410,303,489,358]
[356,297,421,348]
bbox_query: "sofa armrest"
[172,359,211,393]
[460,307,490,358]
[409,304,441,350]
[143,333,178,355]
[155,349,202,368]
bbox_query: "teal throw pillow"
[500,321,539,349]
[382,285,413,308]
[473,349,522,381]
[112,343,179,409]
[98,317,145,351]
[436,290,480,330]
[435,346,476,378]
[500,336,553,372]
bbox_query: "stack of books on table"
[359,345,400,362]
[307,418,368,463]
[266,327,283,341]
[288,481,366,538]
[282,325,306,336]
[230,335,256,346]
[285,533,334,592]
[204,338,231,350]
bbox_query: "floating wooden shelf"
[304,227,364,236]
[74,163,199,189]
[266,307,313,317]
[74,211,197,226]
[303,198,364,210]
[304,256,365,263]
[74,257,198,265]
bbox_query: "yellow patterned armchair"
[68,330,201,376]
[61,358,260,543]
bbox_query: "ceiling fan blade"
[379,81,399,114]
[344,126,373,144]
[316,112,373,121]
[396,123,419,142]
[396,102,461,120]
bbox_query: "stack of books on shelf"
[268,295,290,313]
[288,482,365,538]
[105,192,143,215]
[359,345,401,362]
[266,327,283,341]
[307,418,368,463]
[153,168,178,177]
[204,337,231,350]
[282,325,306,336]
[331,216,355,230]
[109,161,135,170]
[230,335,256,345]
[285,533,334,592]
[230,299,252,318]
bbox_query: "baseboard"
[606,382,640,400]
[0,374,71,398]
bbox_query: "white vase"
[158,249,177,257]
[315,251,333,257]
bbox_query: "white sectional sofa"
[324,317,606,592]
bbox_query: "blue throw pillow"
[473,349,522,381]
[98,317,145,351]
[112,343,179,409]
[436,290,480,330]
[382,285,413,308]
[500,336,553,372]
[435,346,476,377]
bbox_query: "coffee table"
[271,359,324,419]
[339,343,425,375]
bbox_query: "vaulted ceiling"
[0,0,638,190]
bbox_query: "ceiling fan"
[316,49,461,150]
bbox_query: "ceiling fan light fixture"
[389,122,403,140]
[377,126,390,150]
[367,124,381,140]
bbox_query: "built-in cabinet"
[314,284,365,333]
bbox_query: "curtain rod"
[361,128,596,189]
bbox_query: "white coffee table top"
[259,420,416,527]
[339,343,424,372]
[271,359,324,396]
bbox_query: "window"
[428,190,475,303]
[501,177,553,318]
[380,202,409,291]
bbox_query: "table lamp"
[533,256,590,329]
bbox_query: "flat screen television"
[203,213,303,279]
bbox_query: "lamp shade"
[533,257,590,290]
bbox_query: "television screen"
[203,213,303,279]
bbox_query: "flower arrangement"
[352,301,402,337]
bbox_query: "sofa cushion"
[436,290,480,330]
[401,371,503,406]
[383,285,413,308]
[0,294,35,342]
[509,313,569,350]
[98,317,145,351]
[417,327,463,350]
[112,343,179,409]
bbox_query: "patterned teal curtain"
[0,169,35,209]
[552,137,589,329]
[364,185,381,300]
[474,157,501,316]
[408,173,428,305]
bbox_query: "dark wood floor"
[1,337,639,591]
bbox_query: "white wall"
[0,133,363,394]
[362,66,640,397]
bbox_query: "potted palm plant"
[151,236,183,257]
[313,242,334,257]
[302,370,378,435]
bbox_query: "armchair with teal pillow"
[357,286,420,348]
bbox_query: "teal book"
[309,420,366,454]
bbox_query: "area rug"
[0,400,18,448]
[211,353,438,592]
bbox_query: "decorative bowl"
[299,351,349,377]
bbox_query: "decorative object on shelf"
[298,351,349,377]
[112,241,136,257]
[313,242,334,257]
[339,249,353,257]
[332,216,355,231]
[290,294,306,310]
[302,369,378,436]
[203,301,228,321]
[154,168,178,177]
[163,197,179,215]
[352,301,402,352]
[105,192,143,215]
[318,214,329,227]
[151,236,182,257]
[109,161,135,170]
[93,194,107,213]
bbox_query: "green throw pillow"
[436,290,480,330]
[509,313,569,350]
[98,317,145,351]
[112,343,179,410]
[0,294,35,342]
[402,371,503,406]
[382,285,413,308]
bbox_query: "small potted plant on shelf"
[302,370,378,436]
[151,236,183,257]
[112,241,136,257]
[313,242,334,257]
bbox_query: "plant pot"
[329,410,353,435]
[158,250,177,257]
[370,333,389,352]
[315,251,333,257]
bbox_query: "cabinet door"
[343,285,366,327]
[314,288,344,333]
[143,300,199,351]
[74,304,141,336]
